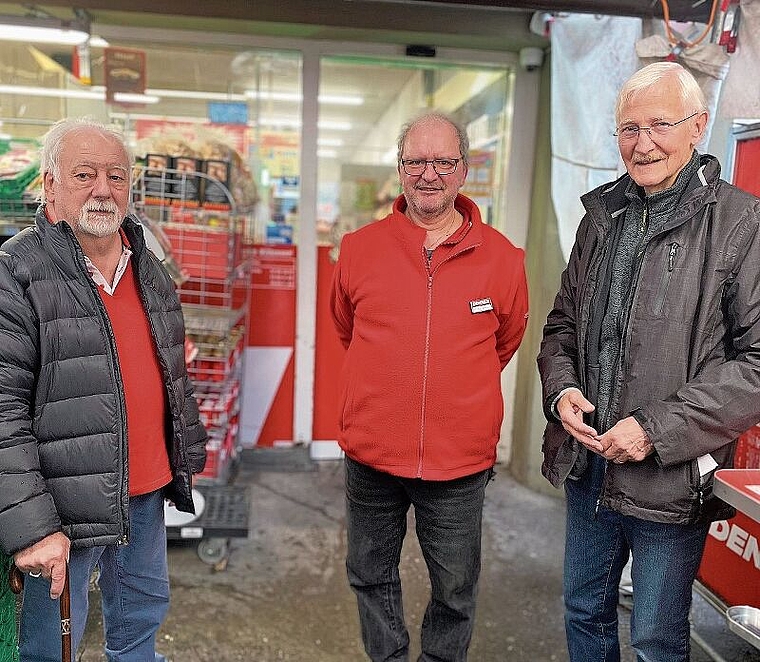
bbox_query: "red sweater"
[330,194,528,480]
[99,259,172,495]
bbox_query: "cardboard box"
[201,159,231,210]
[143,153,171,203]
[171,156,201,207]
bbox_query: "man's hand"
[13,532,71,599]
[556,390,603,454]
[597,416,654,465]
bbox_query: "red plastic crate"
[162,225,238,281]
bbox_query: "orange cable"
[660,0,721,48]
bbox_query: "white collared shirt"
[85,245,133,296]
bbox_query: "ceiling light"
[0,84,159,104]
[0,84,102,100]
[319,94,364,106]
[245,90,363,106]
[319,120,352,131]
[0,13,90,45]
[112,92,160,105]
[149,88,246,102]
[88,35,110,48]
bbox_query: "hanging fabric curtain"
[550,13,642,261]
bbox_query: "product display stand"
[132,164,252,566]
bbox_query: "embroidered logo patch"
[469,298,494,314]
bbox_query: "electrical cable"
[660,0,721,48]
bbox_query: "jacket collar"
[389,193,483,251]
[581,152,721,232]
[35,205,144,278]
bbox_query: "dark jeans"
[564,453,709,662]
[345,456,491,662]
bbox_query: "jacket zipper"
[415,234,477,477]
[653,242,680,315]
[68,226,131,544]
[599,203,648,501]
[591,185,708,515]
[639,203,648,235]
[416,264,434,477]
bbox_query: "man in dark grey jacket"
[0,118,207,661]
[538,62,760,662]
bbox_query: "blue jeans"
[345,456,492,662]
[564,453,709,662]
[20,490,170,662]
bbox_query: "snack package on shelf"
[201,159,232,210]
[171,156,202,207]
[143,153,172,204]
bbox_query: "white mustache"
[83,201,119,213]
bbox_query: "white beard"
[76,200,122,237]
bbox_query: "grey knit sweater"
[595,151,700,431]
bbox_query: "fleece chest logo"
[469,297,494,314]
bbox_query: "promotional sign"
[259,132,299,177]
[208,101,249,126]
[104,47,146,104]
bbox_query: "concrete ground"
[63,453,760,661]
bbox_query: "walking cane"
[9,562,72,662]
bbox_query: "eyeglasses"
[614,112,699,142]
[400,158,461,176]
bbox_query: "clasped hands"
[556,390,653,464]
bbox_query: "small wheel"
[197,538,229,565]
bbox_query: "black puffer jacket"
[538,154,760,524]
[0,209,207,555]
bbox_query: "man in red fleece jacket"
[331,112,529,662]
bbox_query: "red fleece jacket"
[330,194,529,480]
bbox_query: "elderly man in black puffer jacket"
[0,117,207,662]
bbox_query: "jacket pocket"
[653,242,680,316]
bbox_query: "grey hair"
[397,112,470,167]
[615,62,707,124]
[39,117,133,202]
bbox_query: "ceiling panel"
[17,0,712,28]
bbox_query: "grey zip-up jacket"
[0,209,207,555]
[538,154,760,524]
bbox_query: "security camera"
[519,47,544,72]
